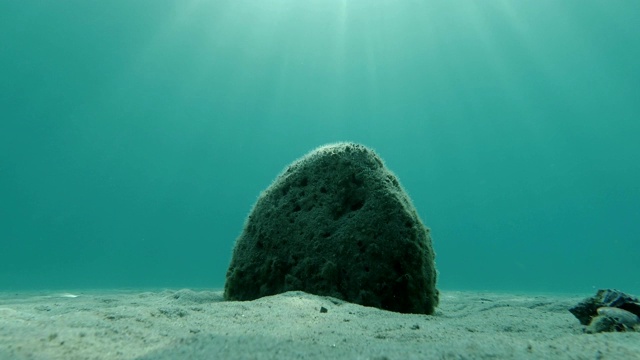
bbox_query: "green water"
[1,0,638,295]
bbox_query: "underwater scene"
[1,1,639,359]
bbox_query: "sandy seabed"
[0,289,638,360]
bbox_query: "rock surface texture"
[224,143,438,314]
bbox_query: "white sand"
[0,289,638,359]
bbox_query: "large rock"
[224,143,439,314]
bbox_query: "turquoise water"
[1,0,638,295]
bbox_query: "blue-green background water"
[1,0,638,295]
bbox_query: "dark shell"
[569,289,640,326]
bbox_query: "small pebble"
[597,307,640,328]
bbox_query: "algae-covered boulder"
[224,142,438,314]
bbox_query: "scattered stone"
[224,143,439,314]
[586,308,640,334]
[569,289,640,333]
[597,307,640,326]
[319,307,328,313]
